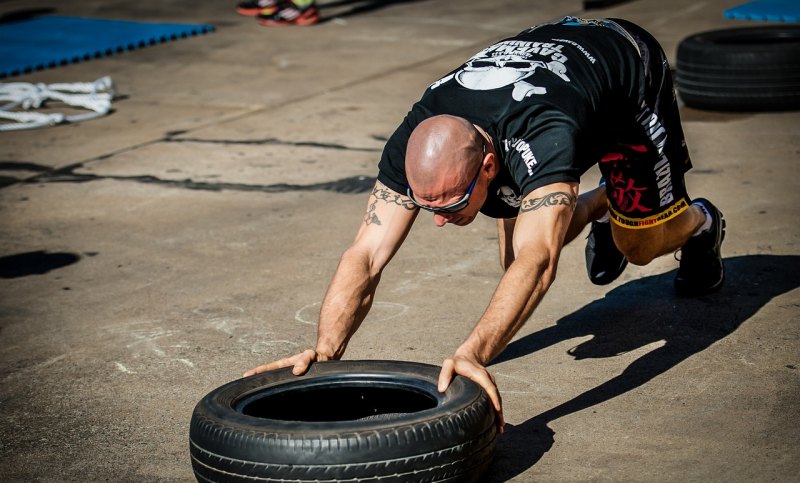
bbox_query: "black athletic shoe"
[585,221,628,285]
[674,198,726,296]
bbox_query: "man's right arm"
[243,181,418,377]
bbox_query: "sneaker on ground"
[585,220,628,285]
[674,198,726,296]
[236,0,278,16]
[256,3,320,26]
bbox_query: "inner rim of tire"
[235,378,439,422]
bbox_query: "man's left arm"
[438,181,579,430]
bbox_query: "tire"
[676,26,800,111]
[189,360,498,482]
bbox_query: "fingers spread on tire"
[291,349,318,375]
[437,358,456,392]
[244,349,318,378]
[439,356,505,433]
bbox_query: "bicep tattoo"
[364,185,416,225]
[519,191,577,214]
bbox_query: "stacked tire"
[189,360,497,482]
[676,26,800,111]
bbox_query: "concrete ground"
[1,0,798,481]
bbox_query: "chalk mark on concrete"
[3,354,71,382]
[175,358,195,368]
[125,328,178,357]
[250,340,300,355]
[295,301,409,325]
[115,362,136,374]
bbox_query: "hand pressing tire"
[189,360,497,482]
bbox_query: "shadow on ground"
[318,0,427,22]
[486,254,800,481]
[0,8,56,24]
[0,250,81,278]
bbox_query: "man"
[244,17,725,430]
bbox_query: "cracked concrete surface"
[1,0,798,481]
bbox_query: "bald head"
[406,115,484,200]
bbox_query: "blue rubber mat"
[724,0,800,22]
[0,16,214,78]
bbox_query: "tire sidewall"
[678,26,800,62]
[190,360,496,466]
[676,26,800,111]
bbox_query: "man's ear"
[484,152,500,180]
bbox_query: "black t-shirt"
[377,17,644,218]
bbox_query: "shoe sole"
[257,13,320,26]
[237,7,265,16]
[590,257,629,285]
[257,18,319,26]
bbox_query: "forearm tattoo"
[364,185,416,225]
[519,191,577,213]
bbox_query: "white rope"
[0,76,116,131]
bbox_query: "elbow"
[539,256,559,290]
[517,247,559,290]
[340,244,383,282]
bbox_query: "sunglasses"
[406,142,486,214]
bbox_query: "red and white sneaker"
[236,0,279,16]
[256,2,320,26]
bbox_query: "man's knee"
[612,229,661,266]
